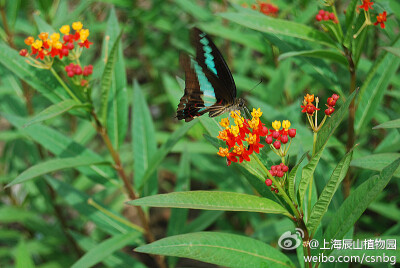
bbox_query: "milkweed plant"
[1,1,399,268]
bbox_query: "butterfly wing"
[191,27,237,103]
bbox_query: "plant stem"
[90,110,166,268]
[253,154,299,219]
[343,46,356,198]
[50,68,82,104]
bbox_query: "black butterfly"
[177,27,245,122]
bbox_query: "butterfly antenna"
[248,79,263,93]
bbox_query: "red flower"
[301,103,320,115]
[374,11,387,29]
[79,39,93,49]
[359,0,374,12]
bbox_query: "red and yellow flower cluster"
[19,21,92,60]
[315,10,338,24]
[301,94,320,116]
[217,108,268,166]
[325,94,339,116]
[358,0,387,29]
[242,1,279,17]
[265,120,296,152]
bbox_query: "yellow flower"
[72,21,83,31]
[272,120,281,131]
[220,118,230,128]
[217,130,228,141]
[50,33,60,42]
[251,108,262,118]
[38,32,48,41]
[32,40,43,50]
[231,125,240,137]
[230,110,241,119]
[60,25,70,35]
[248,117,259,129]
[234,117,244,128]
[79,29,90,41]
[304,93,314,104]
[245,133,257,145]
[217,147,229,157]
[25,36,34,46]
[53,41,62,49]
[282,120,291,131]
[233,145,244,155]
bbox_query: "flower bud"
[272,130,280,139]
[277,170,284,178]
[67,71,75,77]
[67,42,74,50]
[332,94,339,101]
[288,129,296,138]
[265,179,272,186]
[281,135,288,144]
[273,140,281,149]
[325,106,335,116]
[19,49,28,57]
[281,164,288,172]
[266,136,273,144]
[327,97,336,106]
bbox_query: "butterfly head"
[236,98,246,109]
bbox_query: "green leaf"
[373,119,400,129]
[104,7,129,149]
[324,158,400,252]
[132,81,157,196]
[138,120,197,191]
[0,43,68,104]
[99,32,122,126]
[382,46,400,58]
[343,0,358,48]
[7,156,110,187]
[315,90,357,153]
[288,152,308,202]
[135,232,295,268]
[14,240,35,268]
[23,99,87,127]
[71,232,140,268]
[33,13,55,33]
[298,148,324,205]
[129,191,291,216]
[306,150,354,237]
[278,50,347,66]
[2,113,117,185]
[351,153,400,177]
[220,12,336,48]
[355,38,400,133]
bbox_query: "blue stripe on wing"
[199,35,218,76]
[191,59,216,107]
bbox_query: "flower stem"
[253,154,300,219]
[50,67,82,104]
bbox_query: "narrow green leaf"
[129,191,291,216]
[307,150,354,237]
[14,240,35,268]
[355,38,400,133]
[99,32,122,125]
[7,157,109,187]
[298,148,324,205]
[138,120,197,191]
[373,119,400,129]
[132,81,157,196]
[343,0,358,48]
[220,12,336,48]
[2,113,117,185]
[183,211,224,233]
[0,43,68,103]
[135,232,295,268]
[315,90,357,153]
[324,158,400,252]
[33,14,55,33]
[351,153,400,177]
[278,50,347,66]
[288,152,308,202]
[23,99,87,127]
[104,7,128,148]
[175,0,213,21]
[71,232,140,268]
[382,46,400,58]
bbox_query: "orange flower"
[24,36,34,46]
[374,11,387,29]
[359,0,374,12]
[304,93,314,104]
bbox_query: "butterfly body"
[177,28,244,122]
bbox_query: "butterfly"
[177,27,245,122]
